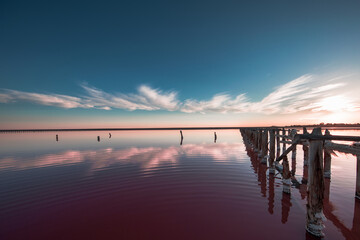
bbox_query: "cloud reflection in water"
[0,143,244,173]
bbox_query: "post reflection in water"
[281,192,292,224]
[242,129,360,240]
[268,174,275,215]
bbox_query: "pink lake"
[0,130,359,240]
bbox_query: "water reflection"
[0,130,360,240]
[0,143,244,172]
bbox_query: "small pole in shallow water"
[97,136,100,142]
[56,134,58,141]
[214,132,217,143]
[109,133,112,138]
[180,130,184,145]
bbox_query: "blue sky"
[1,0,360,128]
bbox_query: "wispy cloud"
[0,73,359,115]
[0,84,179,111]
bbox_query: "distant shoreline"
[0,127,243,132]
[1,125,360,132]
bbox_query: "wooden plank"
[275,139,300,162]
[297,134,360,142]
[324,142,360,155]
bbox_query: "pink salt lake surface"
[0,130,359,240]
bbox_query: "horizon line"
[1,124,360,132]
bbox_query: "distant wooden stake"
[269,129,275,174]
[324,129,332,178]
[306,127,325,237]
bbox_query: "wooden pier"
[240,127,360,237]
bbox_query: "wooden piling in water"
[258,129,262,156]
[254,130,259,152]
[324,129,332,178]
[269,129,275,174]
[356,153,360,200]
[276,129,280,158]
[303,127,309,166]
[282,128,286,154]
[306,127,325,237]
[261,129,268,164]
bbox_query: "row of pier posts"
[240,126,360,237]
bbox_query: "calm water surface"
[0,130,359,240]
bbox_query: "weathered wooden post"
[282,155,291,194]
[324,129,332,178]
[269,129,275,174]
[97,136,100,142]
[56,134,58,141]
[276,129,280,158]
[303,127,309,166]
[306,127,325,237]
[214,132,217,143]
[290,129,297,175]
[356,153,360,200]
[261,129,268,164]
[254,130,259,152]
[303,144,309,166]
[282,128,286,154]
[258,129,263,155]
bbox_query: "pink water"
[0,130,359,239]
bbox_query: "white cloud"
[180,74,359,115]
[0,84,180,111]
[0,73,359,115]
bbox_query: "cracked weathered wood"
[306,127,325,237]
[324,129,332,178]
[261,129,268,164]
[269,129,275,174]
[282,155,291,194]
